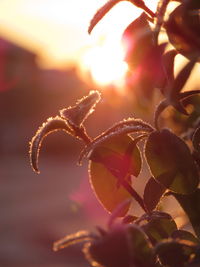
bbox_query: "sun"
[82,36,128,88]
[79,2,144,89]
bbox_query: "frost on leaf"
[53,230,94,252]
[29,116,73,173]
[60,90,101,127]
[88,0,122,34]
[79,118,153,164]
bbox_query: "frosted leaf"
[29,116,73,173]
[88,0,121,34]
[60,90,101,127]
[53,230,94,252]
[78,118,153,164]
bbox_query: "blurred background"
[0,0,199,266]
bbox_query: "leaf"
[169,59,196,99]
[162,49,177,88]
[88,0,121,34]
[84,224,154,267]
[172,189,200,239]
[142,213,177,244]
[155,239,196,266]
[143,177,166,212]
[53,230,94,251]
[145,129,199,194]
[29,116,73,173]
[154,99,169,129]
[79,118,153,164]
[60,90,101,127]
[171,230,200,244]
[88,135,142,214]
[127,224,155,267]
[122,12,153,69]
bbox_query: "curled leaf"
[88,0,121,34]
[143,177,166,212]
[60,90,101,127]
[88,135,142,214]
[53,230,94,252]
[145,129,199,194]
[79,118,153,164]
[29,116,73,173]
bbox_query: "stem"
[70,124,92,145]
[153,0,170,45]
[120,179,147,212]
[129,0,155,18]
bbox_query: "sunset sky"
[0,0,144,67]
[1,0,197,88]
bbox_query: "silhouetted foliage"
[30,0,200,266]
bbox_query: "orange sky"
[1,0,198,89]
[0,0,146,68]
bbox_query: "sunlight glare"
[82,37,128,88]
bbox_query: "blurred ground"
[0,153,110,267]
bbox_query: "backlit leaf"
[145,129,199,194]
[29,116,73,173]
[122,12,153,69]
[60,90,101,127]
[88,0,121,34]
[172,189,200,239]
[88,135,142,214]
[143,177,166,212]
[79,118,153,164]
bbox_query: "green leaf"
[29,116,73,173]
[142,212,177,244]
[171,230,200,244]
[172,189,200,239]
[88,135,142,215]
[155,239,196,266]
[145,129,199,194]
[143,177,166,212]
[60,90,101,127]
